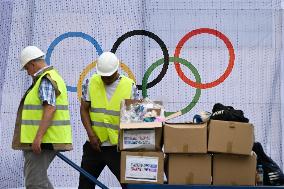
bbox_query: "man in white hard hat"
[78,52,138,189]
[12,46,72,189]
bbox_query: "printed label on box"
[125,155,159,182]
[123,129,155,149]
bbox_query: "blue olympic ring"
[45,32,103,92]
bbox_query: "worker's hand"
[89,135,101,152]
[32,137,42,154]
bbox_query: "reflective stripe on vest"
[91,121,119,130]
[90,108,120,116]
[89,74,133,145]
[22,120,71,126]
[23,104,69,110]
[20,69,72,144]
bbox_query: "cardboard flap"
[120,122,162,129]
[164,111,182,121]
[165,122,207,128]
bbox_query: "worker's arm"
[32,76,57,154]
[80,99,101,151]
[32,102,56,154]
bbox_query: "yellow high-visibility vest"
[89,74,133,144]
[20,69,72,143]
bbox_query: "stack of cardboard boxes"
[164,120,256,186]
[208,120,256,185]
[119,99,164,184]
[119,99,256,186]
[164,122,211,185]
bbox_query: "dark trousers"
[78,141,126,189]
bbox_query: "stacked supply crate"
[164,122,212,185]
[119,99,165,184]
[208,120,256,186]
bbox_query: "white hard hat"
[96,52,119,76]
[20,46,45,70]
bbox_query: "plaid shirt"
[34,66,56,106]
[39,77,56,106]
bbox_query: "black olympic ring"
[111,30,169,90]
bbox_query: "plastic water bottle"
[257,165,264,185]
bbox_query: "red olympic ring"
[174,28,235,89]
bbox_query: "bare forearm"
[81,109,94,137]
[80,101,101,150]
[80,101,97,138]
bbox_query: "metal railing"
[56,152,109,189]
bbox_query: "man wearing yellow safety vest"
[79,52,138,189]
[12,46,72,189]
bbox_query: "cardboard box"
[166,154,212,185]
[164,123,207,153]
[208,120,254,155]
[119,99,163,151]
[120,99,163,129]
[119,127,162,151]
[213,153,257,186]
[120,151,164,184]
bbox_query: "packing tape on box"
[229,122,236,128]
[183,144,189,152]
[186,172,194,184]
[226,141,233,153]
[137,152,144,156]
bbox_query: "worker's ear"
[30,60,36,67]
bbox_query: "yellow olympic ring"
[77,61,136,100]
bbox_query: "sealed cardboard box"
[164,123,207,153]
[213,153,257,186]
[166,154,212,185]
[208,120,254,155]
[120,151,164,184]
[119,99,163,151]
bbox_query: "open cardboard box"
[119,99,163,151]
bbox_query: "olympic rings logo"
[45,28,235,116]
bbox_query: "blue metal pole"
[56,152,109,189]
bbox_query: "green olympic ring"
[142,57,201,117]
